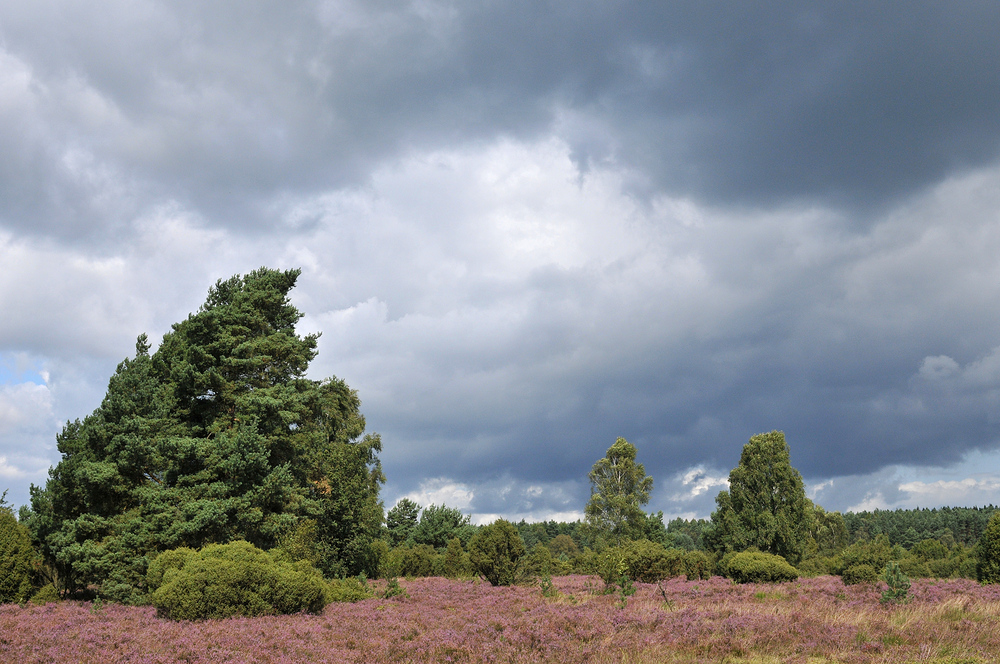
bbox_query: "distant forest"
[514,505,999,552]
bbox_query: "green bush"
[572,547,600,575]
[841,563,878,585]
[682,550,714,580]
[721,551,798,583]
[325,575,374,602]
[469,519,525,586]
[880,561,910,604]
[390,544,439,577]
[599,540,686,584]
[0,504,36,604]
[148,541,328,620]
[912,538,949,561]
[897,556,931,579]
[977,512,1000,584]
[29,583,60,605]
[796,555,837,577]
[834,536,891,577]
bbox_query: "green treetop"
[584,437,653,543]
[705,430,810,563]
[26,268,385,602]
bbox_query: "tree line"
[4,266,1000,616]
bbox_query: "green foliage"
[707,431,810,563]
[25,268,385,600]
[841,564,878,585]
[325,575,374,603]
[29,583,60,605]
[843,505,997,548]
[469,519,525,586]
[913,538,949,560]
[388,543,440,577]
[807,504,850,557]
[443,537,469,577]
[835,535,892,578]
[148,540,328,620]
[385,499,420,547]
[548,534,579,558]
[682,550,714,580]
[412,504,475,549]
[976,511,1000,583]
[880,561,911,603]
[0,497,37,604]
[720,550,799,584]
[381,577,408,599]
[584,438,653,543]
[599,540,686,584]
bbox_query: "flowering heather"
[3,575,1000,662]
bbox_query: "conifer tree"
[26,268,384,601]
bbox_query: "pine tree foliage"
[25,268,384,601]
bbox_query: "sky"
[2,1,1000,523]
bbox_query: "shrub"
[977,512,1000,584]
[841,564,878,585]
[912,538,949,561]
[548,534,579,558]
[897,556,931,579]
[599,540,685,584]
[469,519,525,586]
[325,575,374,603]
[148,541,328,620]
[391,544,439,577]
[880,561,910,604]
[721,551,798,583]
[572,547,600,575]
[682,550,714,580]
[29,583,60,605]
[443,537,468,578]
[835,536,892,578]
[0,504,36,604]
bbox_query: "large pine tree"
[27,268,384,602]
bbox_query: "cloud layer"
[2,1,1000,519]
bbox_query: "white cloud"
[399,477,475,511]
[669,465,729,501]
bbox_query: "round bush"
[469,519,525,586]
[841,563,878,585]
[148,541,327,620]
[722,551,798,583]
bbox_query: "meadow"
[2,575,1000,663]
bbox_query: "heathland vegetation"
[4,267,1000,660]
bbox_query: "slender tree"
[584,437,653,543]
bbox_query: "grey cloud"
[3,1,999,245]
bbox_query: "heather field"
[3,575,1000,664]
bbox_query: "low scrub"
[720,550,798,583]
[599,540,687,584]
[147,540,328,620]
[841,563,878,585]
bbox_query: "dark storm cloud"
[3,0,999,242]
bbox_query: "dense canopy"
[26,268,384,602]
